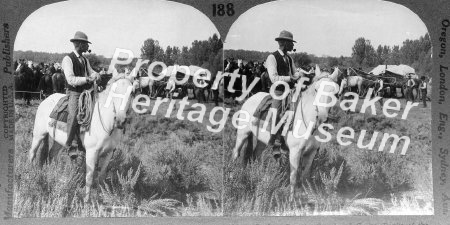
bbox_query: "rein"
[93,77,134,136]
[97,98,115,136]
[287,78,321,133]
[299,77,332,133]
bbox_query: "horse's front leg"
[286,137,303,202]
[97,148,114,185]
[84,143,101,203]
[300,140,320,183]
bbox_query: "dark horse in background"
[38,67,54,98]
[223,59,264,101]
[223,59,240,100]
[52,69,67,94]
[14,61,35,105]
[38,67,66,99]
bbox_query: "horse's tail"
[245,133,253,162]
[38,134,50,166]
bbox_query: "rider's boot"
[266,131,282,158]
[65,144,78,160]
[66,135,86,161]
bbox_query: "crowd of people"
[223,57,431,110]
[14,58,67,103]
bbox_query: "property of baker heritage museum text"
[12,0,432,217]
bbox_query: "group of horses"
[14,60,66,104]
[223,58,268,100]
[129,65,221,106]
[336,67,426,102]
[26,57,425,203]
[223,58,425,103]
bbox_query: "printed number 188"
[212,3,235,16]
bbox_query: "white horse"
[130,66,176,98]
[338,68,364,96]
[231,65,340,199]
[28,75,137,202]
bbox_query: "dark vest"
[270,51,293,92]
[67,52,91,93]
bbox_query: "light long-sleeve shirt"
[407,79,415,87]
[264,49,302,83]
[377,80,384,92]
[62,50,98,87]
[165,78,176,92]
[420,81,427,89]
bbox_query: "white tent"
[369,64,416,77]
[388,64,415,76]
[369,65,396,75]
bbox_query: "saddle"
[48,89,96,132]
[252,89,298,130]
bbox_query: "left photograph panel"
[13,0,223,217]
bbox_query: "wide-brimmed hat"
[275,30,296,43]
[70,31,91,44]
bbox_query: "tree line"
[224,33,432,75]
[14,33,431,76]
[139,33,223,75]
[13,50,110,71]
[14,33,223,76]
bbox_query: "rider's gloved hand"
[92,73,101,81]
[290,74,300,82]
[86,77,95,84]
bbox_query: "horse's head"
[15,61,24,73]
[316,80,339,125]
[102,74,137,130]
[304,65,339,125]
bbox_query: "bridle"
[291,78,319,134]
[296,76,335,134]
[97,77,135,136]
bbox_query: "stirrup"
[266,144,281,158]
[67,147,78,159]
[67,146,85,159]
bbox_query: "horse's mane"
[99,73,133,96]
[312,72,331,83]
[107,73,131,84]
[303,72,334,97]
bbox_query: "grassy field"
[14,97,224,217]
[13,92,433,217]
[222,95,433,216]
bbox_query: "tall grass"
[223,99,433,215]
[14,99,223,217]
[13,95,433,217]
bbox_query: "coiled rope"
[77,82,96,131]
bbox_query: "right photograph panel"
[223,0,432,216]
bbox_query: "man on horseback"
[61,31,100,160]
[264,30,307,157]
